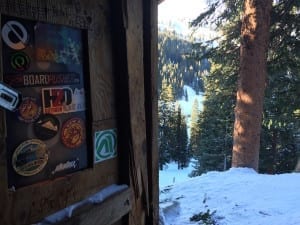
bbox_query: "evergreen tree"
[158,29,206,99]
[232,0,273,170]
[158,80,176,170]
[190,0,299,175]
[173,105,189,169]
[189,99,200,157]
[184,89,189,101]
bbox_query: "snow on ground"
[178,85,203,117]
[159,161,194,188]
[160,84,300,224]
[160,167,300,225]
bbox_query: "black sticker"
[10,52,30,71]
[34,114,60,140]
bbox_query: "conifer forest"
[158,0,300,174]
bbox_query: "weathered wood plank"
[143,0,159,224]
[1,157,118,225]
[125,0,150,224]
[55,188,132,225]
[0,0,119,224]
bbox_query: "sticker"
[61,117,85,148]
[34,114,60,140]
[42,87,85,115]
[51,158,79,176]
[18,97,41,123]
[10,52,30,71]
[1,20,28,50]
[94,129,117,163]
[12,139,48,176]
[3,72,80,88]
[35,22,82,65]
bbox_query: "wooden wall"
[0,0,158,224]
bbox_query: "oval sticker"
[12,139,48,176]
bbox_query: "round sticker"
[61,117,85,149]
[2,20,28,50]
[12,139,48,176]
[11,52,30,71]
[34,114,60,140]
[18,97,41,123]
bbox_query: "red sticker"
[61,117,85,148]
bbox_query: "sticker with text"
[42,87,85,114]
[12,139,48,176]
[4,72,80,87]
[94,129,117,163]
[51,158,79,176]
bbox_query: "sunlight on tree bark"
[232,0,273,170]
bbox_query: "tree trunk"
[232,0,272,170]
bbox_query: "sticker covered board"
[1,15,91,188]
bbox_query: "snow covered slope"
[160,168,300,225]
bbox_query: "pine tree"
[158,79,176,170]
[173,105,189,169]
[190,0,299,175]
[184,89,188,101]
[158,29,206,99]
[189,99,200,157]
[179,114,189,168]
[232,0,273,170]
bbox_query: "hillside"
[160,167,300,225]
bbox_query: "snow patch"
[160,166,300,225]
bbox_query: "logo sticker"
[42,87,85,115]
[61,117,85,149]
[94,129,117,163]
[51,158,79,176]
[34,114,60,140]
[4,72,80,88]
[2,20,28,50]
[10,52,30,71]
[18,97,41,123]
[12,139,48,176]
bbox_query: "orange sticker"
[61,117,85,148]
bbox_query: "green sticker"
[94,129,117,163]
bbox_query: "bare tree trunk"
[232,0,273,170]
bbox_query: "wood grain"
[0,0,119,224]
[143,0,159,224]
[125,0,150,224]
[56,188,132,225]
